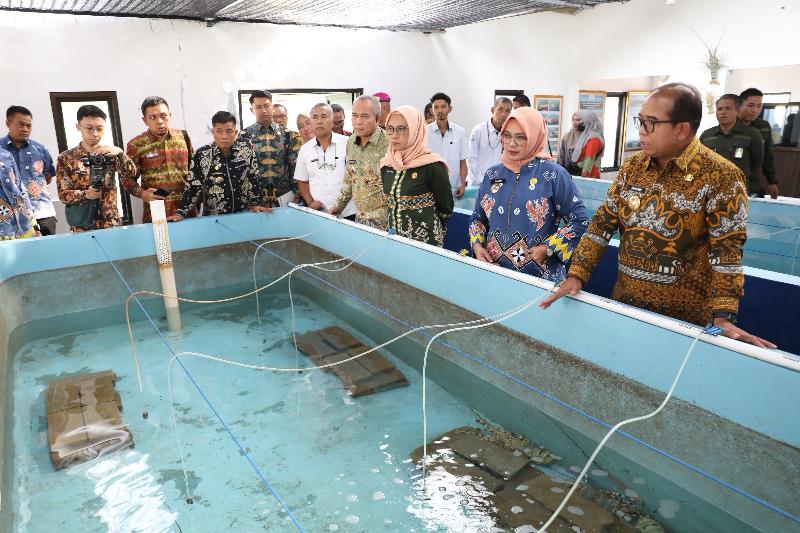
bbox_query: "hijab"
[563,109,604,164]
[500,107,552,174]
[379,105,446,171]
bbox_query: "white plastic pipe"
[150,200,181,333]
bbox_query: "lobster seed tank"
[1,208,798,532]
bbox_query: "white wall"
[2,0,797,147]
[727,65,800,100]
[0,0,797,225]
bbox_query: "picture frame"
[534,94,563,157]
[622,91,650,152]
[578,90,606,115]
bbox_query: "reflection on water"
[79,453,177,532]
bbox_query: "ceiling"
[0,0,626,31]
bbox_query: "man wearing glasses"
[330,95,388,229]
[294,103,355,219]
[542,83,775,349]
[330,104,352,136]
[272,104,289,129]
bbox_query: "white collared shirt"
[425,121,469,191]
[294,133,355,217]
[467,118,503,186]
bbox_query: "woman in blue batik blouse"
[469,107,589,282]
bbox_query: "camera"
[80,153,112,190]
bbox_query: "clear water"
[9,280,770,532]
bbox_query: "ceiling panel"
[0,0,624,31]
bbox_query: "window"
[49,91,132,224]
[762,102,800,146]
[494,89,525,104]
[763,92,791,105]
[238,89,363,132]
[600,92,626,171]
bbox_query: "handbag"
[64,199,98,229]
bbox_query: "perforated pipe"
[150,200,181,333]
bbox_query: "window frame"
[601,92,627,173]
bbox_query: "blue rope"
[217,219,800,525]
[91,236,306,533]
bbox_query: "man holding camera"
[56,105,137,232]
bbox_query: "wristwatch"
[545,246,554,258]
[711,311,737,324]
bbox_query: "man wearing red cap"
[373,92,391,127]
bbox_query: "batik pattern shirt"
[332,128,390,229]
[568,137,748,325]
[243,122,302,207]
[176,138,261,218]
[469,159,588,282]
[381,162,454,247]
[56,145,137,231]
[0,148,35,240]
[125,128,194,222]
[1,136,56,219]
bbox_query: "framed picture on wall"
[579,90,606,115]
[534,94,563,156]
[622,91,650,152]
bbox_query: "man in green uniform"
[329,95,389,229]
[738,88,779,199]
[700,94,763,194]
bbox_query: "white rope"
[537,327,706,531]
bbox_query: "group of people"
[0,83,777,348]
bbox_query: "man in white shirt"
[467,96,512,186]
[294,103,356,218]
[426,92,469,198]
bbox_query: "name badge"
[734,147,744,159]
[347,160,357,164]
[630,186,645,193]
[144,152,160,159]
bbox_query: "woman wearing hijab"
[557,110,604,178]
[469,107,589,281]
[380,106,454,247]
[296,113,314,143]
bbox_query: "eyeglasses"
[633,116,678,134]
[385,125,408,135]
[500,132,527,144]
[313,143,338,171]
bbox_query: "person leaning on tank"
[541,83,775,349]
[167,111,271,221]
